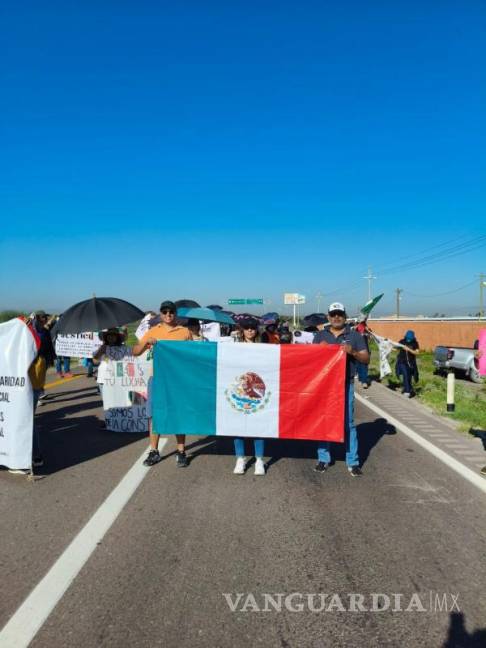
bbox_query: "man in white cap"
[313,302,369,476]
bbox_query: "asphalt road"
[1,374,485,648]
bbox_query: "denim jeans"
[356,361,369,384]
[317,382,358,466]
[86,358,94,377]
[396,362,412,393]
[33,388,42,457]
[234,438,265,458]
[55,356,71,374]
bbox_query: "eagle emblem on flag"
[225,372,271,414]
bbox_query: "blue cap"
[404,330,415,341]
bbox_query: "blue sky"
[1,1,485,316]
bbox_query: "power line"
[372,233,474,274]
[406,280,477,298]
[323,235,486,299]
[376,236,486,277]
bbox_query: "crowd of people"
[20,301,486,478]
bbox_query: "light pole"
[395,288,403,319]
[480,273,486,318]
[363,267,376,302]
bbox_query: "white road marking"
[356,394,486,495]
[0,441,167,648]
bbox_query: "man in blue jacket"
[313,302,370,476]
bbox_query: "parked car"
[433,345,482,383]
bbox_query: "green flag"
[359,293,384,318]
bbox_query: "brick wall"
[367,320,486,351]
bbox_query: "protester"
[85,357,95,378]
[313,302,369,476]
[132,301,192,468]
[278,321,293,344]
[355,320,371,388]
[186,318,203,341]
[55,356,72,378]
[27,311,56,467]
[93,327,132,419]
[233,316,266,476]
[261,317,280,344]
[395,330,420,398]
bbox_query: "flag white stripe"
[215,344,280,438]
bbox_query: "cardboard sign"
[105,405,149,432]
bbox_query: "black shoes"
[33,456,44,467]
[314,461,330,473]
[348,466,363,477]
[143,450,162,467]
[143,449,189,467]
[176,451,189,468]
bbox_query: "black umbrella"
[303,313,328,327]
[175,299,200,309]
[55,297,145,334]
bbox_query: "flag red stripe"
[278,345,346,441]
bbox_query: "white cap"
[328,302,346,313]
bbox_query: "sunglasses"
[161,309,175,315]
[329,311,345,317]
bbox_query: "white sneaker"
[233,457,246,475]
[254,457,266,476]
[8,468,30,475]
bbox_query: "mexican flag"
[359,293,384,318]
[152,341,346,441]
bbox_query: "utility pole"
[480,273,486,318]
[316,292,323,312]
[395,288,403,319]
[363,267,376,302]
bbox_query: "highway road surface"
[1,374,485,648]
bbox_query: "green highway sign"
[228,298,264,305]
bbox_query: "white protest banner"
[55,332,102,358]
[372,333,402,379]
[0,319,39,470]
[105,405,149,433]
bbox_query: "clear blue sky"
[1,1,485,316]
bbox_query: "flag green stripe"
[152,341,217,435]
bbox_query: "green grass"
[368,341,486,432]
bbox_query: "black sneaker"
[314,461,330,473]
[348,466,363,477]
[480,465,486,476]
[143,450,162,467]
[33,456,44,467]
[176,451,189,468]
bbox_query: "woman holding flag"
[233,317,267,476]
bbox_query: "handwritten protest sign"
[479,329,486,377]
[105,405,149,432]
[101,356,152,410]
[55,332,102,358]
